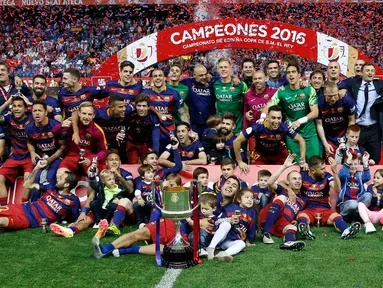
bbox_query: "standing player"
[309,71,326,98]
[265,60,288,89]
[143,69,189,153]
[181,64,216,137]
[59,68,107,118]
[0,159,80,231]
[234,105,306,171]
[166,63,189,125]
[104,61,143,104]
[241,58,256,88]
[297,156,361,240]
[53,102,108,177]
[31,75,62,122]
[214,57,248,135]
[263,64,320,161]
[26,101,66,193]
[0,96,33,204]
[316,82,356,158]
[126,94,160,163]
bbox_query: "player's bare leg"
[0,217,9,228]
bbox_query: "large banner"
[93,18,383,80]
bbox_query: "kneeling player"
[297,156,361,240]
[0,160,79,230]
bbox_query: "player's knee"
[134,226,151,241]
[282,224,297,235]
[0,217,9,227]
[0,175,6,184]
[275,195,287,204]
[298,213,310,222]
[328,212,341,223]
[118,198,132,209]
[220,221,231,231]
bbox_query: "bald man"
[180,64,216,137]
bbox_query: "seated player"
[26,101,65,197]
[58,68,107,118]
[260,154,306,250]
[234,105,307,174]
[0,159,79,231]
[250,169,273,209]
[50,151,135,238]
[214,158,248,194]
[53,101,108,178]
[126,94,160,164]
[315,82,355,159]
[297,156,361,240]
[0,96,33,204]
[133,164,155,227]
[72,95,134,163]
[337,151,372,223]
[159,122,207,170]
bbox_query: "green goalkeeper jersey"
[166,82,189,125]
[271,85,317,137]
[214,80,248,134]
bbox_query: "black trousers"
[359,123,381,164]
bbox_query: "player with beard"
[126,94,160,164]
[159,122,207,170]
[166,63,189,125]
[0,96,33,204]
[104,61,143,104]
[143,69,189,153]
[309,71,326,98]
[31,75,62,122]
[0,159,80,231]
[181,64,216,138]
[263,64,320,162]
[25,101,65,198]
[214,58,247,135]
[58,68,107,118]
[234,105,306,171]
[53,102,107,178]
[241,58,256,88]
[265,60,288,89]
[316,82,356,158]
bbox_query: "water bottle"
[41,218,47,233]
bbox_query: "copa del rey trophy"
[152,181,201,269]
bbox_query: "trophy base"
[162,245,199,269]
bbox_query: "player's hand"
[369,159,375,166]
[79,157,91,167]
[256,114,266,124]
[345,149,353,162]
[116,132,126,142]
[338,143,346,151]
[231,215,240,224]
[188,130,199,141]
[283,154,296,168]
[46,105,54,113]
[300,162,309,171]
[245,111,254,122]
[200,218,214,232]
[328,157,338,174]
[31,152,40,165]
[324,143,334,155]
[62,118,72,128]
[278,85,286,91]
[206,73,213,82]
[14,76,23,87]
[138,198,145,207]
[182,162,193,171]
[72,132,80,145]
[362,151,370,164]
[238,161,249,175]
[231,76,240,87]
[299,79,308,89]
[170,136,179,149]
[291,120,300,130]
[239,229,247,241]
[39,159,48,169]
[109,167,121,177]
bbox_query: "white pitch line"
[155,269,182,288]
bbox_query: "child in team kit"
[208,133,232,165]
[133,164,155,228]
[358,169,383,233]
[214,158,248,194]
[89,168,129,227]
[184,167,215,193]
[207,189,257,262]
[251,169,274,209]
[337,150,372,223]
[201,114,223,155]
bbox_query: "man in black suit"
[344,63,383,163]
